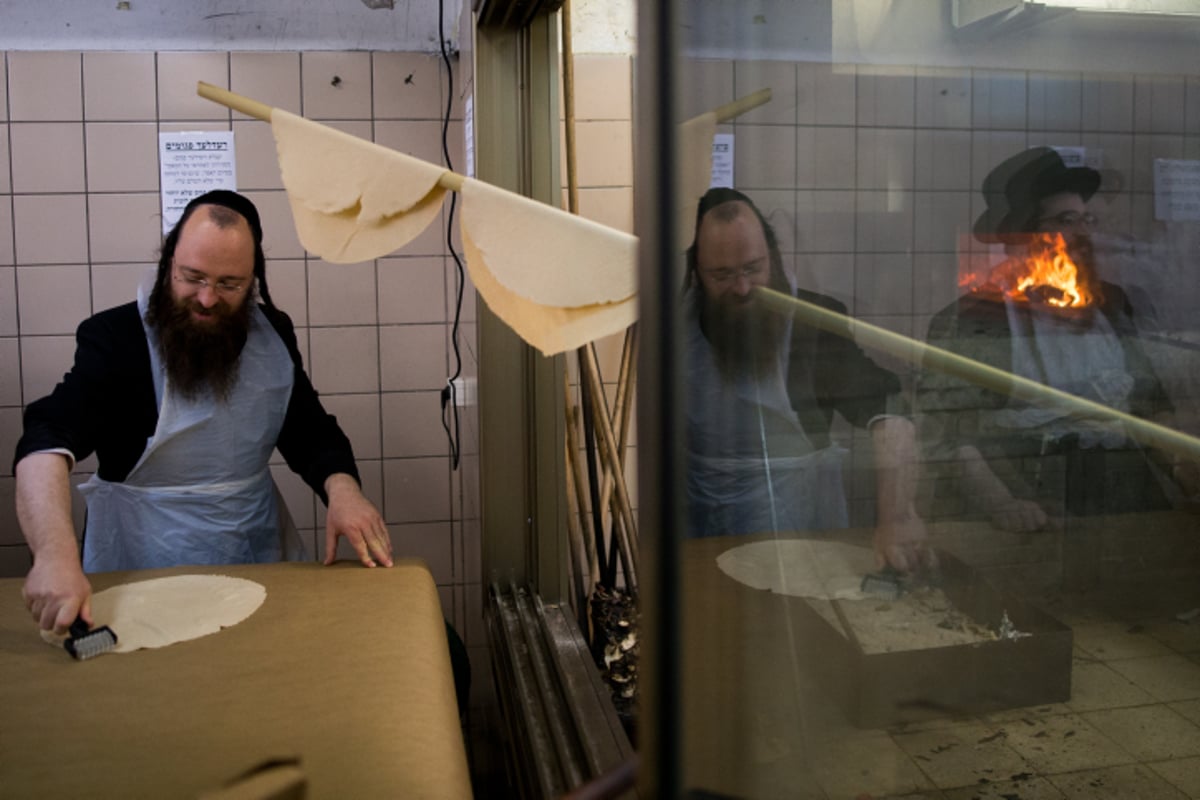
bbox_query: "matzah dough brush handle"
[64,615,117,660]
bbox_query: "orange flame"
[962,233,1094,309]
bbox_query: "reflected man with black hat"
[919,147,1181,532]
[15,190,393,636]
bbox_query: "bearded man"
[918,148,1180,533]
[15,190,393,636]
[684,188,932,573]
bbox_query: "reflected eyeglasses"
[1037,211,1097,229]
[702,264,766,287]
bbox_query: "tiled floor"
[801,581,1200,799]
[676,513,1200,800]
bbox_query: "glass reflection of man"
[683,188,933,572]
[919,147,1186,531]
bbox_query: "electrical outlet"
[452,377,477,407]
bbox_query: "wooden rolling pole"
[582,347,639,588]
[758,286,1200,464]
[196,81,466,192]
[564,435,595,610]
[564,378,601,588]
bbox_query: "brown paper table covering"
[0,560,471,799]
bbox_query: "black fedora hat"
[973,147,1101,243]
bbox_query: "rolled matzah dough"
[272,108,448,263]
[463,225,636,356]
[716,540,877,601]
[41,575,267,654]
[461,178,637,308]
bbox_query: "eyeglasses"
[173,268,250,297]
[702,263,766,287]
[1037,211,1097,230]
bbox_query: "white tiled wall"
[678,58,1200,527]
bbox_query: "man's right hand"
[15,452,90,634]
[22,551,92,635]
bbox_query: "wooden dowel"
[598,328,636,516]
[197,80,273,121]
[562,0,580,216]
[757,286,1200,464]
[196,80,465,192]
[564,436,597,600]
[713,88,771,123]
[582,348,639,579]
[564,380,601,586]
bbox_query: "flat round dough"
[461,177,638,308]
[462,225,637,356]
[272,108,448,263]
[42,575,267,654]
[716,540,877,601]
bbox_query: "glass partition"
[641,3,1200,797]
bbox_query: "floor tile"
[1081,705,1200,761]
[1108,654,1200,702]
[981,703,1072,725]
[942,775,1065,799]
[999,713,1135,775]
[1149,756,1200,798]
[1140,619,1200,654]
[1171,699,1200,726]
[1072,621,1175,660]
[1066,660,1156,712]
[1047,763,1189,799]
[887,715,986,737]
[810,732,934,799]
[892,723,1032,789]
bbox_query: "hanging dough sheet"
[459,177,638,355]
[202,83,773,357]
[271,106,637,354]
[271,109,449,264]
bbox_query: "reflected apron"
[79,282,295,572]
[684,294,849,537]
[983,299,1170,515]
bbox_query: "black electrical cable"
[438,0,465,471]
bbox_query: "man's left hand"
[323,473,393,568]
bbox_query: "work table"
[0,560,471,799]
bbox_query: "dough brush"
[64,615,118,660]
[860,566,906,601]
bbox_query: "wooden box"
[683,536,1074,735]
[799,549,1074,728]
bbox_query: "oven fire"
[960,233,1095,309]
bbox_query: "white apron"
[990,298,1132,448]
[684,290,849,537]
[79,281,295,572]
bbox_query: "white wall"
[0,0,461,52]
[570,0,636,55]
[684,0,1200,76]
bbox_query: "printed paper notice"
[159,132,237,234]
[1154,159,1200,222]
[711,133,734,188]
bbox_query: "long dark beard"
[699,272,791,382]
[147,291,253,402]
